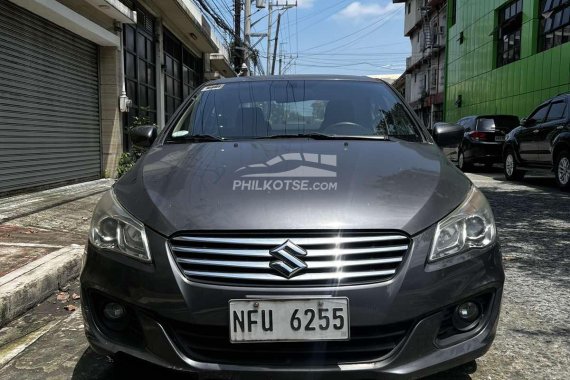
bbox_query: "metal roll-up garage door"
[0,0,100,194]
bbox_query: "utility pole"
[233,0,242,71]
[266,1,272,72]
[279,43,284,75]
[271,13,281,75]
[267,1,296,75]
[244,0,252,74]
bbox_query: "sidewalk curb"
[0,245,84,328]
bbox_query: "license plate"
[495,135,505,142]
[229,298,349,343]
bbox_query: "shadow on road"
[477,179,570,289]
[71,348,479,380]
[422,360,477,380]
[71,349,197,380]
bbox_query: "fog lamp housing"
[103,302,126,320]
[452,301,482,331]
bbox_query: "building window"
[497,0,523,67]
[539,0,570,52]
[407,1,411,14]
[450,0,457,26]
[122,1,157,149]
[163,29,204,122]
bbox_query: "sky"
[246,0,411,76]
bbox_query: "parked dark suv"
[503,93,570,190]
[81,76,504,379]
[441,115,519,171]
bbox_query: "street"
[0,169,569,380]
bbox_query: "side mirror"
[130,125,157,148]
[520,118,527,127]
[433,123,464,148]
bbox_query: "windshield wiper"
[168,134,225,143]
[258,133,390,141]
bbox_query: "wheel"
[555,150,570,191]
[504,151,525,181]
[458,151,471,172]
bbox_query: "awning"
[84,0,137,24]
[9,0,120,46]
[210,53,236,78]
[152,0,221,54]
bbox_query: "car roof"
[208,75,388,85]
[461,115,519,119]
[537,93,569,107]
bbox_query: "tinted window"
[461,118,475,131]
[169,80,423,142]
[477,116,520,131]
[528,105,550,124]
[545,101,567,121]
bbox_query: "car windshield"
[477,116,520,132]
[167,80,424,142]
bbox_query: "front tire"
[504,151,525,181]
[458,151,471,172]
[555,150,570,191]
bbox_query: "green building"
[445,0,570,122]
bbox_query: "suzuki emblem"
[269,240,308,278]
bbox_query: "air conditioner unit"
[256,0,266,8]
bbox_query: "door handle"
[557,126,564,130]
[533,129,540,133]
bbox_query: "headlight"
[89,190,151,262]
[429,187,496,262]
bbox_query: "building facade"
[445,0,570,122]
[394,0,447,127]
[0,0,234,194]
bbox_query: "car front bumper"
[80,226,504,379]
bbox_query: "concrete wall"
[404,0,422,36]
[99,47,123,178]
[56,0,116,31]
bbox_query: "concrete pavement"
[0,180,113,327]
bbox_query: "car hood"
[114,140,471,237]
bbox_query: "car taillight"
[468,131,489,141]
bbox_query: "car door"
[518,103,549,163]
[536,99,568,165]
[460,117,476,161]
[444,118,467,162]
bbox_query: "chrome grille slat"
[169,232,410,287]
[177,257,403,269]
[171,245,409,257]
[171,235,408,246]
[182,270,397,281]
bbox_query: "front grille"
[169,231,410,287]
[168,321,412,366]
